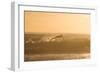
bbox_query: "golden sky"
[24,11,90,34]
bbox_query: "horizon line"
[24,32,90,35]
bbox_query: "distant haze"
[24,11,90,34]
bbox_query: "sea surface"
[24,33,90,61]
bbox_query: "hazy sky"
[24,11,90,34]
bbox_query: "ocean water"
[24,33,90,61]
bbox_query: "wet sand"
[25,53,90,61]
